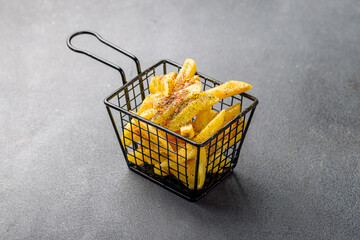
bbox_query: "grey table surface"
[1,0,360,239]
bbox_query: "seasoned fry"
[205,80,252,99]
[174,59,197,91]
[138,108,156,120]
[183,75,201,89]
[182,80,203,94]
[151,87,201,126]
[137,92,163,114]
[166,93,219,132]
[160,72,177,96]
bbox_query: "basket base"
[128,164,234,202]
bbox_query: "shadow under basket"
[67,31,259,201]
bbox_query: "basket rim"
[103,59,259,147]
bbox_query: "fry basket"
[67,31,258,201]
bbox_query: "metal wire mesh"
[104,60,258,201]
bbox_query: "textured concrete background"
[1,0,360,239]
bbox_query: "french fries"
[149,76,161,94]
[193,109,225,143]
[193,107,217,133]
[159,147,206,190]
[122,109,156,147]
[151,86,202,126]
[174,59,197,91]
[180,123,195,139]
[208,152,231,174]
[165,92,219,132]
[160,72,177,96]
[223,103,241,127]
[137,92,163,114]
[205,80,252,99]
[120,59,252,190]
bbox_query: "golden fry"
[193,107,217,133]
[138,121,174,155]
[160,147,206,190]
[209,120,246,155]
[153,162,169,176]
[197,147,207,189]
[137,92,163,114]
[207,152,231,174]
[160,72,177,96]
[151,87,201,126]
[182,75,202,89]
[223,103,241,127]
[149,76,161,94]
[205,80,252,99]
[128,146,170,177]
[122,109,156,147]
[174,59,197,91]
[127,147,160,165]
[180,123,195,139]
[165,93,219,132]
[127,148,145,165]
[193,109,225,143]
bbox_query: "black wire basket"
[67,31,258,201]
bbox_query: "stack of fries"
[122,59,252,190]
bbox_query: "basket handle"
[67,31,142,85]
